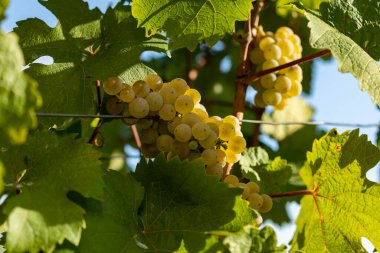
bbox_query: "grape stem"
[269,189,314,198]
[131,125,142,149]
[89,80,104,145]
[239,49,331,84]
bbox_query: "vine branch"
[269,189,314,198]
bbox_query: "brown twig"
[240,49,331,85]
[269,189,314,198]
[131,125,142,149]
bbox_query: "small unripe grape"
[227,136,246,154]
[119,85,135,103]
[274,76,292,93]
[201,149,217,166]
[103,77,123,95]
[277,39,295,57]
[206,164,223,178]
[254,93,266,108]
[258,194,273,213]
[184,89,201,105]
[129,97,149,118]
[182,113,201,127]
[259,37,276,50]
[188,140,199,150]
[249,47,265,65]
[262,89,281,105]
[263,44,282,60]
[160,86,178,104]
[145,92,164,111]
[262,59,279,71]
[248,193,264,209]
[175,95,194,115]
[223,175,239,187]
[144,74,163,91]
[106,97,124,115]
[159,104,176,121]
[198,131,217,149]
[132,80,150,98]
[246,182,260,194]
[275,27,294,39]
[174,123,192,142]
[219,122,236,141]
[192,122,211,141]
[170,78,189,95]
[225,150,241,164]
[260,73,276,89]
[156,134,174,152]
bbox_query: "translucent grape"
[188,140,199,150]
[207,116,222,126]
[286,80,302,97]
[160,86,178,104]
[259,37,276,50]
[192,122,211,141]
[201,149,217,166]
[223,175,239,186]
[144,74,163,91]
[132,80,150,98]
[263,44,282,60]
[249,47,265,64]
[219,122,236,141]
[207,122,219,135]
[141,128,159,144]
[192,108,209,122]
[167,117,182,133]
[274,76,292,93]
[182,113,201,127]
[262,59,279,71]
[258,194,273,213]
[277,39,295,56]
[248,193,264,209]
[170,78,189,95]
[288,34,301,45]
[106,97,124,115]
[225,150,241,164]
[145,92,164,111]
[198,131,217,149]
[171,140,190,159]
[103,76,123,95]
[278,56,291,65]
[275,27,294,39]
[174,123,192,142]
[227,136,246,154]
[119,85,135,103]
[260,73,276,89]
[262,89,281,106]
[159,104,176,121]
[184,89,201,105]
[284,65,303,82]
[156,134,174,152]
[174,95,194,115]
[129,97,149,118]
[274,97,287,110]
[246,182,260,194]
[223,115,240,130]
[254,92,266,108]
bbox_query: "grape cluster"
[223,175,273,213]
[103,75,246,177]
[249,26,303,110]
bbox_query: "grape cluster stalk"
[250,26,303,110]
[103,75,247,178]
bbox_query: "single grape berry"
[103,77,123,95]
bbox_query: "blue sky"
[2,0,378,250]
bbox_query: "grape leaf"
[0,0,8,20]
[14,0,168,127]
[261,97,314,141]
[1,131,104,253]
[135,155,257,252]
[291,129,380,252]
[78,171,147,253]
[223,225,287,253]
[131,0,253,51]
[299,2,380,107]
[240,147,292,194]
[0,32,42,144]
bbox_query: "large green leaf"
[78,171,146,253]
[1,131,104,253]
[291,129,380,252]
[0,32,42,144]
[135,155,257,252]
[14,0,168,127]
[132,0,253,50]
[299,1,380,107]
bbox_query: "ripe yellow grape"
[225,150,241,164]
[288,34,301,45]
[198,131,217,149]
[277,39,295,57]
[262,59,279,71]
[160,86,178,104]
[274,76,292,93]
[170,78,189,95]
[192,122,211,141]
[103,76,123,95]
[258,194,273,213]
[174,123,192,142]
[206,122,219,135]
[201,149,217,166]
[278,56,291,65]
[248,193,264,209]
[284,65,303,82]
[145,92,164,111]
[122,107,138,125]
[206,164,223,177]
[156,134,174,152]
[246,182,260,194]
[119,85,135,103]
[132,80,150,98]
[275,26,294,39]
[227,136,246,154]
[262,89,282,105]
[223,175,239,187]
[159,104,176,121]
[207,116,222,125]
[259,36,276,50]
[215,149,227,167]
[260,73,276,89]
[286,80,303,97]
[129,97,150,118]
[175,95,195,115]
[263,44,282,60]
[167,117,182,133]
[219,122,236,141]
[182,113,201,127]
[240,183,251,200]
[223,115,240,130]
[192,107,209,122]
[144,74,163,91]
[184,89,201,105]
[106,97,124,115]
[274,97,287,110]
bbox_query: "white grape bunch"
[102,75,246,179]
[249,26,303,110]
